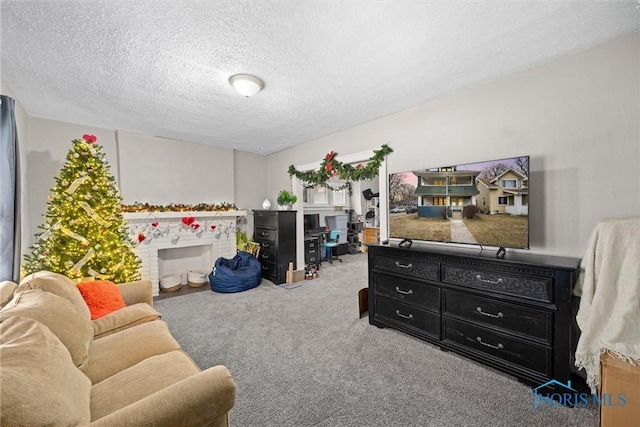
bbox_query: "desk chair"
[321,230,342,263]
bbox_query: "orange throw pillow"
[77,281,126,320]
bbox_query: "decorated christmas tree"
[23,134,141,283]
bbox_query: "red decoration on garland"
[210,224,217,230]
[137,233,146,242]
[181,216,195,226]
[151,222,159,227]
[82,134,97,143]
[191,223,200,230]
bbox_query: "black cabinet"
[304,237,321,269]
[368,244,581,394]
[253,210,297,285]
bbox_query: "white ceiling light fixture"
[229,74,264,98]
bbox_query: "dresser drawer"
[374,254,439,281]
[442,265,552,303]
[443,290,552,344]
[259,261,276,278]
[255,227,277,241]
[443,318,551,375]
[254,213,277,228]
[374,296,440,338]
[257,240,275,251]
[373,273,440,312]
[306,253,320,264]
[305,239,319,250]
[258,248,276,264]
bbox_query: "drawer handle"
[476,336,503,350]
[395,261,413,269]
[395,310,413,320]
[309,249,316,254]
[262,243,270,248]
[395,287,413,295]
[260,231,269,237]
[476,275,503,285]
[476,307,504,319]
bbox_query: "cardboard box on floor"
[600,352,640,427]
[286,262,304,284]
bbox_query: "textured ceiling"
[1,1,638,155]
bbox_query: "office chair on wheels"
[320,230,342,264]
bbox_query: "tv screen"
[388,155,529,249]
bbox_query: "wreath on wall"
[287,144,393,192]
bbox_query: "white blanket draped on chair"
[574,218,640,394]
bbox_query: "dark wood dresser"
[368,243,582,394]
[253,210,297,284]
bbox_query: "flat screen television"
[388,155,529,250]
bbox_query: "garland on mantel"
[122,202,237,213]
[287,144,393,191]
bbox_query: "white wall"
[234,150,268,237]
[116,130,234,205]
[267,34,640,258]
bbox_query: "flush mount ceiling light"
[229,74,264,98]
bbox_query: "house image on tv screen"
[476,169,528,215]
[412,166,481,218]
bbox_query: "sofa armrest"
[89,365,236,427]
[117,280,153,307]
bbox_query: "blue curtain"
[0,95,20,281]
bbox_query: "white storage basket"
[187,270,208,288]
[159,273,182,292]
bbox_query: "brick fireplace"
[123,210,247,295]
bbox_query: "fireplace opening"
[158,245,212,285]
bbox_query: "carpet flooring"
[154,252,598,427]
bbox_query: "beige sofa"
[0,271,236,426]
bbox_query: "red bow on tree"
[83,134,97,143]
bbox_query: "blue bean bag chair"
[209,251,262,293]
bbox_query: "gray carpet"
[154,253,597,427]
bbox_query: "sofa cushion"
[0,289,93,367]
[93,302,162,338]
[17,271,92,319]
[90,350,200,420]
[0,316,92,426]
[82,319,181,384]
[0,280,17,307]
[78,280,127,320]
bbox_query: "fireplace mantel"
[123,210,247,220]
[124,210,247,295]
